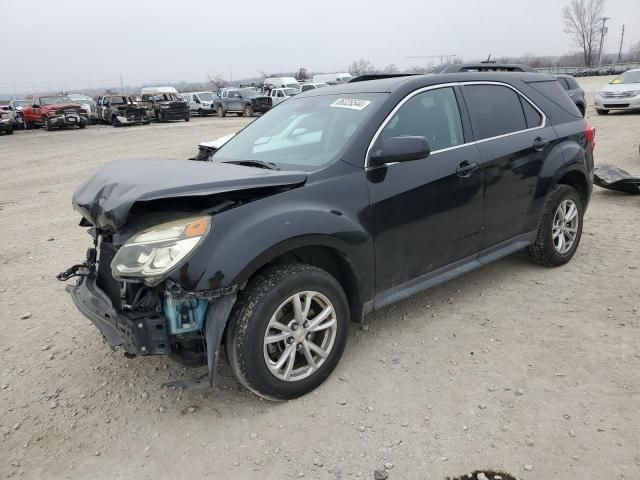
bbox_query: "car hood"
[599,83,640,93]
[72,159,307,230]
[44,104,82,111]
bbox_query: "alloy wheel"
[552,199,579,254]
[263,291,337,382]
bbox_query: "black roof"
[301,72,556,96]
[440,63,537,73]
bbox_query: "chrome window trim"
[364,81,547,169]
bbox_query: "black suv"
[60,73,595,400]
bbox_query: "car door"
[367,86,484,296]
[460,82,556,248]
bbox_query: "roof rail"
[348,73,419,83]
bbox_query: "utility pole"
[617,24,625,64]
[120,74,125,95]
[598,16,610,66]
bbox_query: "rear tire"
[225,263,349,400]
[596,109,609,115]
[527,185,584,267]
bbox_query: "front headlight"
[624,90,640,97]
[111,216,211,281]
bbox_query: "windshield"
[198,92,214,101]
[240,89,259,97]
[611,70,640,84]
[284,83,300,89]
[214,93,383,170]
[146,93,178,101]
[109,97,129,105]
[282,88,299,96]
[12,100,29,107]
[40,96,73,105]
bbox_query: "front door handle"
[456,161,478,177]
[533,137,550,150]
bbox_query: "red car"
[22,96,87,130]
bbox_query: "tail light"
[585,122,596,150]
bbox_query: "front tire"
[527,185,584,267]
[596,109,609,115]
[217,106,225,117]
[243,105,255,117]
[225,263,349,400]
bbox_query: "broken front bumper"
[66,272,169,356]
[48,114,84,127]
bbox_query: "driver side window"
[380,87,464,152]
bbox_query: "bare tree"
[562,0,606,66]
[382,63,399,74]
[295,67,309,81]
[207,74,226,91]
[348,58,375,76]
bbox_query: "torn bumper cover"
[594,163,640,194]
[65,268,237,387]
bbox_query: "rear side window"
[519,97,543,128]
[558,78,570,90]
[527,80,582,118]
[463,85,528,140]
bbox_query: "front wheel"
[527,184,584,267]
[596,109,609,115]
[225,264,349,400]
[217,106,225,117]
[243,105,254,117]
[45,118,53,131]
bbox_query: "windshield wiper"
[222,160,280,170]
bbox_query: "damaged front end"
[59,221,236,388]
[58,158,307,388]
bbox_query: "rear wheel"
[596,109,609,115]
[225,263,349,400]
[527,184,584,267]
[185,115,190,122]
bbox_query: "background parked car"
[179,91,217,117]
[0,105,22,130]
[68,94,98,124]
[299,82,329,92]
[555,74,586,116]
[0,108,14,135]
[214,88,272,117]
[263,77,300,89]
[594,68,640,115]
[311,73,353,84]
[139,86,190,122]
[96,95,148,126]
[21,96,87,130]
[268,87,299,106]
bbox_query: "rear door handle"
[533,137,550,150]
[456,161,478,177]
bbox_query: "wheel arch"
[556,168,590,205]
[236,239,364,325]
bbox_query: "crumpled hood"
[72,159,307,230]
[45,104,82,112]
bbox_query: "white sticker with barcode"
[329,98,371,111]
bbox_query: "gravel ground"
[1,76,639,480]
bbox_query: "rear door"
[368,86,484,296]
[460,82,556,248]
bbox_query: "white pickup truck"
[268,87,300,106]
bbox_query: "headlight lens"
[111,216,211,280]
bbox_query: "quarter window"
[379,87,464,152]
[463,85,531,140]
[519,96,543,129]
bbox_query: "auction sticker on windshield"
[330,98,371,110]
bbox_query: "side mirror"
[369,136,430,167]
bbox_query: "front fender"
[167,163,374,301]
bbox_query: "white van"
[178,91,217,116]
[263,77,300,89]
[312,73,353,85]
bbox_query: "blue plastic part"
[163,294,209,335]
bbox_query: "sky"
[1,0,638,94]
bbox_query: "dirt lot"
[1,76,639,480]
